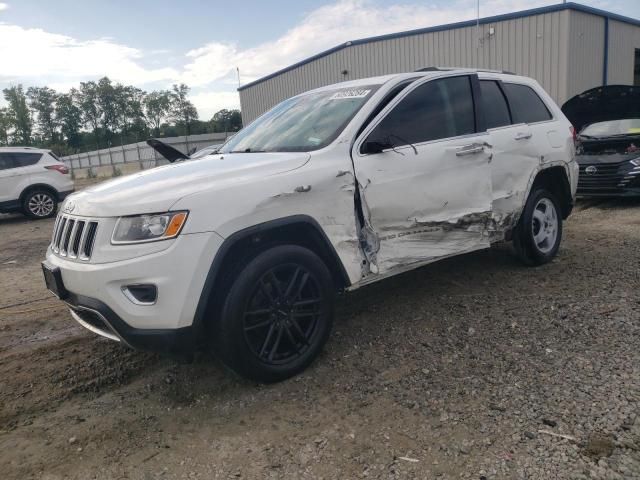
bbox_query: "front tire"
[23,189,58,219]
[513,188,563,266]
[214,245,335,383]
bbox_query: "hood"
[146,138,189,162]
[576,152,639,165]
[561,85,640,133]
[66,152,310,217]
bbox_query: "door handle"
[455,143,485,156]
[515,132,532,140]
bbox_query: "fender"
[523,162,574,217]
[192,214,351,335]
[19,182,62,201]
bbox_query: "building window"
[635,49,640,86]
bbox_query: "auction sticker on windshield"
[330,89,371,100]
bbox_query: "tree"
[0,79,237,152]
[78,80,101,140]
[169,84,198,136]
[3,85,32,145]
[96,77,119,143]
[27,86,59,143]
[210,109,242,133]
[115,85,147,139]
[56,90,82,149]
[0,108,10,146]
[144,90,171,136]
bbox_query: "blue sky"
[1,0,639,118]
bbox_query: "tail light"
[570,126,577,145]
[45,164,69,174]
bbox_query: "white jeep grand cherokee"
[43,69,578,382]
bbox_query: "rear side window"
[13,152,42,166]
[480,80,511,129]
[366,76,475,148]
[0,153,13,170]
[0,151,42,169]
[502,83,552,124]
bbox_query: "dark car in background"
[562,85,640,197]
[146,139,222,163]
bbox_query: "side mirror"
[362,140,392,155]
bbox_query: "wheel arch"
[529,165,573,219]
[193,215,351,335]
[19,183,59,204]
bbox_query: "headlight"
[112,211,188,244]
[631,158,640,167]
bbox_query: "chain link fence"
[61,132,232,179]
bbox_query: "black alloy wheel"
[242,264,323,365]
[214,245,335,383]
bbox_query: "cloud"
[189,90,241,120]
[0,24,178,85]
[0,0,613,115]
[181,0,595,87]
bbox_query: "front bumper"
[45,230,224,352]
[577,158,640,197]
[64,292,196,354]
[576,187,640,198]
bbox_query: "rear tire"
[22,189,58,219]
[213,245,335,383]
[513,188,563,266]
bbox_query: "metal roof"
[238,2,640,92]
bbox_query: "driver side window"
[364,76,476,152]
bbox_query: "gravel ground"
[0,198,638,479]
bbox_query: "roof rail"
[415,66,516,75]
[0,146,39,150]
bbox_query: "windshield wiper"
[230,148,267,153]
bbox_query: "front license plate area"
[42,262,68,300]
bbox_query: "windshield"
[581,119,640,138]
[220,86,378,153]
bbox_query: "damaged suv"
[43,69,578,382]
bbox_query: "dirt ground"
[0,199,639,480]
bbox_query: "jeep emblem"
[585,166,598,175]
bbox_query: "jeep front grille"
[51,214,99,260]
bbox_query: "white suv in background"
[43,69,578,383]
[0,147,74,219]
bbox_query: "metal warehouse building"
[238,2,640,124]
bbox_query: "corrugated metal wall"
[607,19,640,85]
[239,9,640,124]
[240,10,572,124]
[566,11,605,101]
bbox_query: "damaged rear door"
[351,74,493,277]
